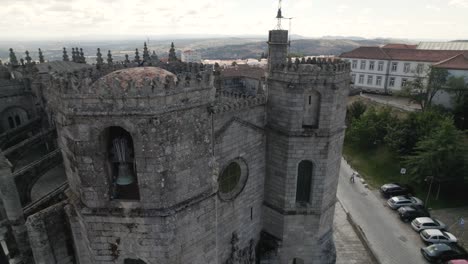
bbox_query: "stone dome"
[92,67,177,92]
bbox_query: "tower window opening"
[296,160,313,205]
[106,126,140,200]
[14,115,21,126]
[308,96,312,105]
[8,116,14,129]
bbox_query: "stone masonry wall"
[214,104,266,263]
[26,201,75,264]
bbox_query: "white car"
[387,196,423,209]
[411,217,447,232]
[420,229,457,244]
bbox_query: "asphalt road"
[337,158,429,264]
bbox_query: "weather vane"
[276,0,284,29]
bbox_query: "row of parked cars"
[380,183,468,264]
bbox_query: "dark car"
[380,183,412,198]
[421,243,468,263]
[398,205,430,222]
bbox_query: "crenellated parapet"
[210,91,266,114]
[271,57,350,74]
[47,64,213,97]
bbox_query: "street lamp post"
[425,176,434,207]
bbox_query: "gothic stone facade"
[1,29,350,264]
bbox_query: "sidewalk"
[334,201,375,264]
[431,207,468,247]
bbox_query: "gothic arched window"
[14,115,21,126]
[105,126,140,200]
[296,160,313,204]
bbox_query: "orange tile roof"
[433,53,468,70]
[340,46,468,63]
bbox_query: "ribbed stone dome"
[92,67,177,92]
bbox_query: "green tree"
[404,118,468,184]
[385,110,448,155]
[346,107,398,149]
[446,76,468,108]
[346,101,367,125]
[401,67,449,111]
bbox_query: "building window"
[360,61,366,70]
[14,115,21,126]
[404,63,411,73]
[351,74,356,83]
[358,75,364,84]
[417,64,424,74]
[218,158,248,201]
[105,126,140,200]
[389,77,395,87]
[401,78,408,87]
[376,76,382,86]
[369,61,375,70]
[303,92,320,128]
[352,60,357,69]
[378,61,384,71]
[296,160,313,205]
[391,62,398,72]
[367,75,373,85]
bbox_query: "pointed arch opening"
[296,160,313,205]
[103,126,140,200]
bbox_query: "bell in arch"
[116,163,134,186]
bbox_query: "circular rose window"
[218,158,248,201]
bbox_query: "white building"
[181,50,202,63]
[340,46,468,94]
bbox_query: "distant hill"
[198,38,397,60]
[0,37,409,62]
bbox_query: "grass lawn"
[343,141,466,210]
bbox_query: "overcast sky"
[1,0,467,41]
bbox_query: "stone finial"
[25,50,32,64]
[124,54,130,64]
[0,59,2,65]
[168,42,177,62]
[38,48,45,63]
[307,57,312,64]
[96,48,104,66]
[151,51,158,62]
[135,48,140,63]
[20,58,25,66]
[107,50,113,64]
[294,58,300,66]
[63,48,69,61]
[301,57,306,64]
[71,48,77,62]
[287,57,292,68]
[9,48,18,66]
[80,48,86,63]
[312,57,317,64]
[143,42,150,61]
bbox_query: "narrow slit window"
[296,160,313,205]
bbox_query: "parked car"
[421,243,468,263]
[380,183,412,198]
[420,229,457,244]
[412,217,447,232]
[445,260,468,264]
[398,205,430,222]
[387,195,423,209]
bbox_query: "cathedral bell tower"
[263,4,351,263]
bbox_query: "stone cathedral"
[0,9,350,264]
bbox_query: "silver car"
[420,229,457,244]
[411,217,447,232]
[387,196,423,209]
